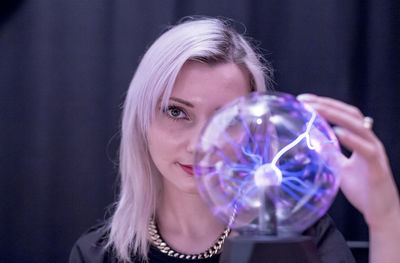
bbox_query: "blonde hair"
[107,17,273,262]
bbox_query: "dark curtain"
[0,0,398,262]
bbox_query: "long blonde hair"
[107,17,273,262]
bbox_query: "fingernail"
[333,127,345,137]
[297,94,316,101]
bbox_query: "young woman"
[70,17,400,263]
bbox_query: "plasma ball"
[194,92,341,233]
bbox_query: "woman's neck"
[155,180,226,254]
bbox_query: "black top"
[69,215,356,263]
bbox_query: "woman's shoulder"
[69,223,118,263]
[77,223,109,245]
[304,214,356,263]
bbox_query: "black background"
[0,0,399,262]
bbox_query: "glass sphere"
[194,92,341,234]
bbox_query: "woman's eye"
[165,106,187,119]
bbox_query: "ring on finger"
[363,116,374,129]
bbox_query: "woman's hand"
[297,93,399,227]
[297,93,400,263]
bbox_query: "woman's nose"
[186,122,205,154]
[186,132,199,154]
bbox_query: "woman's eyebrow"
[170,97,194,108]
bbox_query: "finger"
[306,102,377,143]
[333,127,381,161]
[297,94,364,120]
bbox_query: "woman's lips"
[178,163,194,175]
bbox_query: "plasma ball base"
[219,235,322,263]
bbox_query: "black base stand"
[219,235,322,263]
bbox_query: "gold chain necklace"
[149,219,231,260]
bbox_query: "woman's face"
[147,61,250,194]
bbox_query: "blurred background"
[0,0,399,262]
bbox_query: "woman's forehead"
[170,61,250,101]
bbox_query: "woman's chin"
[163,177,200,195]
